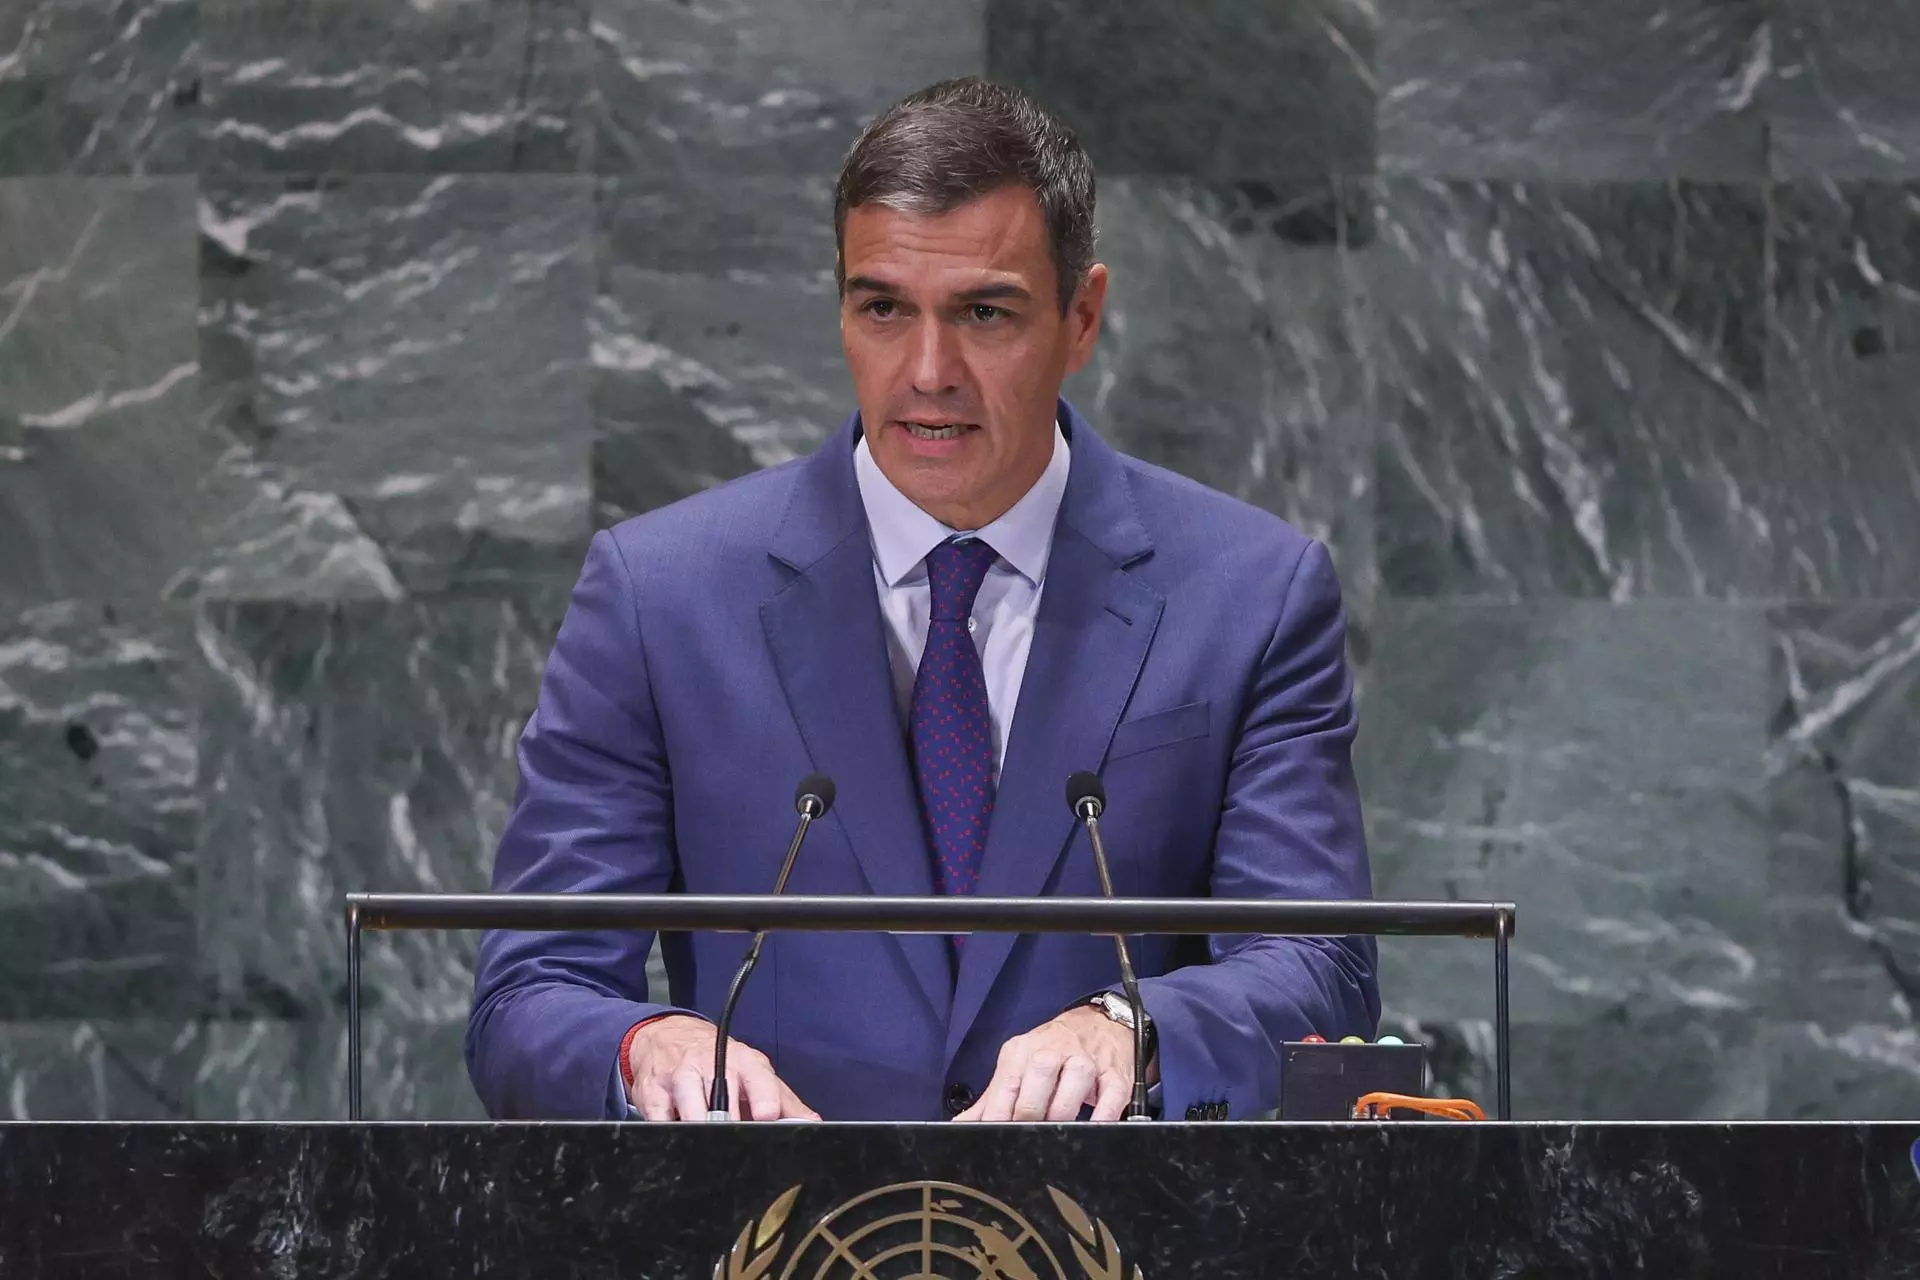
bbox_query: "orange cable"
[1350,1091,1486,1121]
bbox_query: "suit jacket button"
[1184,1103,1206,1121]
[944,1083,975,1117]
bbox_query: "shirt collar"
[853,419,1071,590]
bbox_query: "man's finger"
[1045,1055,1097,1122]
[635,1075,676,1123]
[778,1081,821,1121]
[1011,1050,1063,1122]
[968,1046,1030,1122]
[1087,1068,1130,1123]
[975,1074,1022,1122]
[669,1063,710,1123]
[736,1056,784,1121]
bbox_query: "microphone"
[707,772,836,1122]
[1065,770,1152,1122]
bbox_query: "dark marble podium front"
[2,1123,1916,1277]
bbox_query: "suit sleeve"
[465,528,695,1118]
[1136,539,1381,1120]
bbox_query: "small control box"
[1279,1039,1428,1120]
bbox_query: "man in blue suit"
[466,76,1378,1123]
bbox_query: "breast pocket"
[1105,700,1211,763]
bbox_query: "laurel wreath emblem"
[714,1183,1142,1279]
[1046,1186,1143,1280]
[715,1185,801,1280]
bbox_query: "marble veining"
[0,600,199,1022]
[593,0,985,178]
[199,0,594,174]
[1768,603,1920,1119]
[192,175,595,598]
[0,178,207,614]
[591,175,846,526]
[1359,601,1771,1117]
[193,595,562,1024]
[1379,0,1769,179]
[1062,178,1376,603]
[0,1023,199,1118]
[1365,179,1783,599]
[1772,0,1920,178]
[988,0,1376,179]
[195,1014,480,1120]
[1765,181,1920,597]
[0,0,199,176]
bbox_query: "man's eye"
[862,299,897,318]
[965,305,1005,323]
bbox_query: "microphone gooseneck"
[1064,770,1152,1122]
[708,773,835,1122]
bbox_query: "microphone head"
[1065,771,1105,819]
[795,772,836,817]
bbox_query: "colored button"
[1339,1035,1365,1044]
[1301,1034,1326,1043]
[1376,1035,1405,1045]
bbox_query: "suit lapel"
[762,418,953,1020]
[944,411,1163,1062]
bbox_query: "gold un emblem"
[714,1181,1143,1280]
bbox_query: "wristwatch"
[1086,991,1156,1062]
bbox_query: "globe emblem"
[781,1182,1067,1279]
[716,1180,1139,1280]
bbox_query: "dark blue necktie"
[909,537,999,898]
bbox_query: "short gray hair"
[834,77,1097,315]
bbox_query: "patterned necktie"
[909,537,1000,898]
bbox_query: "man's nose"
[908,315,964,395]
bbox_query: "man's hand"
[624,1015,820,1122]
[953,1005,1147,1122]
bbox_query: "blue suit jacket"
[466,401,1379,1121]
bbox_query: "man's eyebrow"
[952,282,1032,304]
[842,276,1035,304]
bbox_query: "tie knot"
[925,537,998,621]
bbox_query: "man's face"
[839,185,1107,530]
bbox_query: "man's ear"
[1064,262,1109,374]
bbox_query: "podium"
[0,895,1840,1273]
[1,1122,1914,1275]
[1,897,1912,1274]
[346,892,1518,1120]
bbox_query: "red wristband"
[617,1014,675,1092]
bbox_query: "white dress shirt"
[852,423,1072,779]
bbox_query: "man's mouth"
[897,421,978,441]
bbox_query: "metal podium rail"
[343,894,1517,1120]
